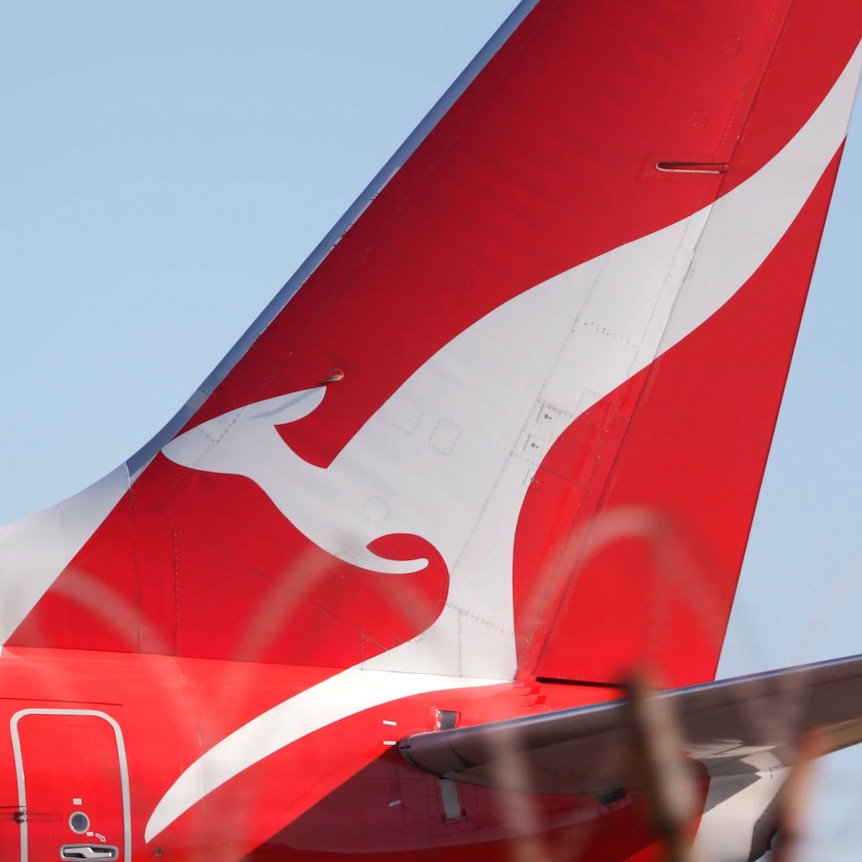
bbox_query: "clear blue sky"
[3,3,862,858]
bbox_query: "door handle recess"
[60,845,119,860]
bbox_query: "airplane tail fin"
[3,1,862,687]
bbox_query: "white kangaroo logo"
[162,384,433,575]
[161,39,855,680]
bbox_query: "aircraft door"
[11,709,130,862]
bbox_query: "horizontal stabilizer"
[399,654,862,794]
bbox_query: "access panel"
[12,710,129,862]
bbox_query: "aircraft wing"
[399,654,862,794]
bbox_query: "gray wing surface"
[399,654,862,794]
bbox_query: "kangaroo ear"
[160,387,327,471]
[249,387,328,424]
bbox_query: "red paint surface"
[0,647,634,861]
[3,2,862,859]
[12,2,861,685]
[515,150,845,688]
